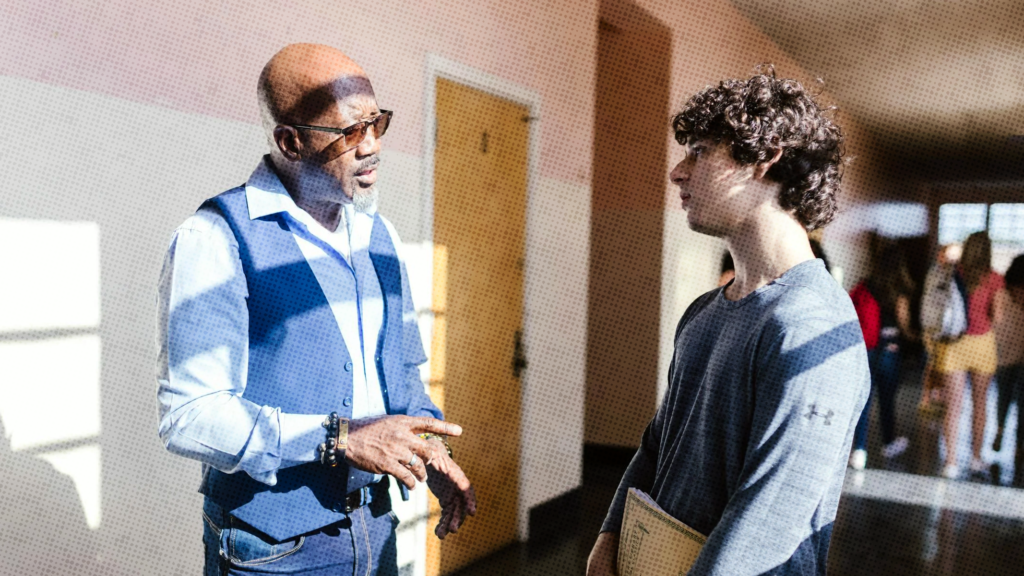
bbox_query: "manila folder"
[617,488,706,576]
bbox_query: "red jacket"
[849,282,880,350]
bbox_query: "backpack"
[921,264,968,341]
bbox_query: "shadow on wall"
[0,415,100,574]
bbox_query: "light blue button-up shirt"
[157,157,405,486]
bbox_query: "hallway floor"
[451,355,1024,575]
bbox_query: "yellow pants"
[932,331,998,375]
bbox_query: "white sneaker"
[881,437,909,459]
[849,449,867,470]
[941,463,960,479]
[968,458,991,482]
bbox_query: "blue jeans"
[996,364,1024,446]
[854,347,901,451]
[202,487,399,575]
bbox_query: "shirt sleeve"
[600,311,695,534]
[156,208,326,486]
[687,315,868,575]
[599,410,663,534]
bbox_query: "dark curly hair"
[1006,254,1024,288]
[672,66,844,231]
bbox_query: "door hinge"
[512,330,527,378]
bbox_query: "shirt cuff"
[280,413,329,466]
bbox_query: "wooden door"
[428,78,529,574]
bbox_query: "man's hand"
[423,439,477,539]
[345,415,462,490]
[586,532,619,576]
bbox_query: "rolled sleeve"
[156,208,324,486]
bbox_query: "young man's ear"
[754,147,783,180]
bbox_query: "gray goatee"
[352,186,379,213]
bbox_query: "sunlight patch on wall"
[0,219,101,332]
[0,335,101,450]
[0,219,102,530]
[40,445,103,529]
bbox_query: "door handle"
[512,330,528,378]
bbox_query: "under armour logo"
[804,404,834,426]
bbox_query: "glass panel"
[988,204,1024,244]
[938,203,988,245]
[989,204,1024,273]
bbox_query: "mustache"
[355,156,380,173]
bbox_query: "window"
[938,203,1024,273]
[988,204,1024,244]
[937,203,988,245]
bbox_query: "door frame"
[420,53,542,541]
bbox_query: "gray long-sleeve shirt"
[602,259,869,575]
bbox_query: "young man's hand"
[586,532,619,576]
[345,416,462,489]
[423,440,477,539]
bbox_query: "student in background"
[718,251,735,287]
[932,232,1003,480]
[993,255,1024,486]
[809,237,831,274]
[919,243,962,412]
[848,246,915,470]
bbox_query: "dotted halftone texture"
[0,0,1023,574]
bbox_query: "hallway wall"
[0,1,598,572]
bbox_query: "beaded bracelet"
[419,433,454,459]
[319,412,350,468]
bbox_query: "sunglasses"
[291,110,393,163]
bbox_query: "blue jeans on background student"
[854,347,901,452]
[995,364,1024,451]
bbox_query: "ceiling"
[730,0,1024,184]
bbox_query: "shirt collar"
[244,155,378,225]
[244,155,303,221]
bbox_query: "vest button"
[374,355,381,363]
[343,397,352,407]
[344,362,353,372]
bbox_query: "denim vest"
[196,186,414,541]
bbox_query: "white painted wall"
[0,74,267,575]
[518,176,590,538]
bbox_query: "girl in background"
[933,232,1004,480]
[849,246,915,469]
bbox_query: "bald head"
[258,44,374,131]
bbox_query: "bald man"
[157,44,476,575]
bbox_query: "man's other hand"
[423,440,477,539]
[346,416,462,489]
[587,532,619,576]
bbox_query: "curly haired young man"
[587,68,870,576]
